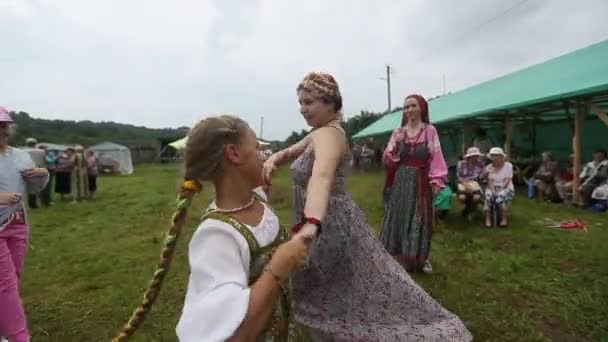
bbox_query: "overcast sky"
[1,0,607,140]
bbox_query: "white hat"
[487,147,507,158]
[464,147,483,158]
[25,137,38,144]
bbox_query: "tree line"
[10,111,186,147]
[9,108,392,149]
[283,109,393,146]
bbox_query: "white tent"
[36,142,71,153]
[88,142,134,175]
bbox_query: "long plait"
[111,179,203,342]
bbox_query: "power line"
[413,0,532,63]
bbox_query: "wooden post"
[504,116,513,160]
[590,102,608,127]
[572,102,585,205]
[531,118,537,157]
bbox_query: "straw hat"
[464,147,483,158]
[487,147,507,158]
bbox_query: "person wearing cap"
[20,138,46,209]
[456,147,485,220]
[482,147,514,227]
[0,106,48,342]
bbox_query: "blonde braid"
[111,182,201,342]
[111,115,249,341]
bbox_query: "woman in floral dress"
[263,72,472,341]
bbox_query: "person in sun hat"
[0,106,48,342]
[482,147,514,227]
[456,146,485,220]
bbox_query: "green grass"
[22,165,608,341]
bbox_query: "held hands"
[0,192,21,205]
[271,232,312,277]
[22,168,48,179]
[293,223,318,240]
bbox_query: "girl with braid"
[113,115,311,342]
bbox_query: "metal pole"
[260,116,264,139]
[386,65,392,111]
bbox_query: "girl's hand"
[262,159,277,185]
[22,168,48,179]
[431,183,441,196]
[294,223,318,240]
[0,192,21,205]
[271,233,312,276]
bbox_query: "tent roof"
[36,142,71,151]
[353,39,608,139]
[168,137,187,150]
[88,142,129,151]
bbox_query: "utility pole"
[260,116,264,139]
[380,65,392,112]
[386,65,392,111]
[380,64,394,112]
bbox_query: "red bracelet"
[291,214,322,236]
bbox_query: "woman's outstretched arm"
[294,127,345,237]
[268,135,312,167]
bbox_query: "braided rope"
[111,184,199,342]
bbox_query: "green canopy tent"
[353,40,608,203]
[353,39,608,168]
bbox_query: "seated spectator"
[591,181,608,212]
[456,147,485,220]
[578,149,608,207]
[556,154,575,203]
[533,151,559,202]
[483,147,514,227]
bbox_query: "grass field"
[22,164,608,341]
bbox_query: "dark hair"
[595,149,607,159]
[112,115,249,341]
[401,94,429,127]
